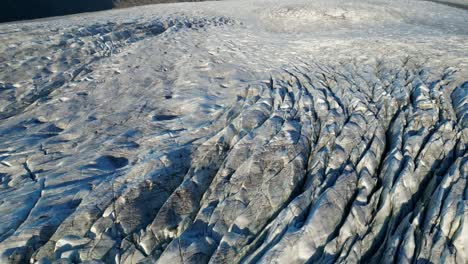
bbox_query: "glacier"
[0,0,467,263]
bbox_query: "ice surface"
[0,0,467,263]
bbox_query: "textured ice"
[0,0,467,263]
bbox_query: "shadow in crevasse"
[415,259,435,264]
[306,252,435,264]
[0,0,114,23]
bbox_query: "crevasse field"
[0,0,467,263]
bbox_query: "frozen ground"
[0,0,467,263]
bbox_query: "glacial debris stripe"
[0,1,467,264]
